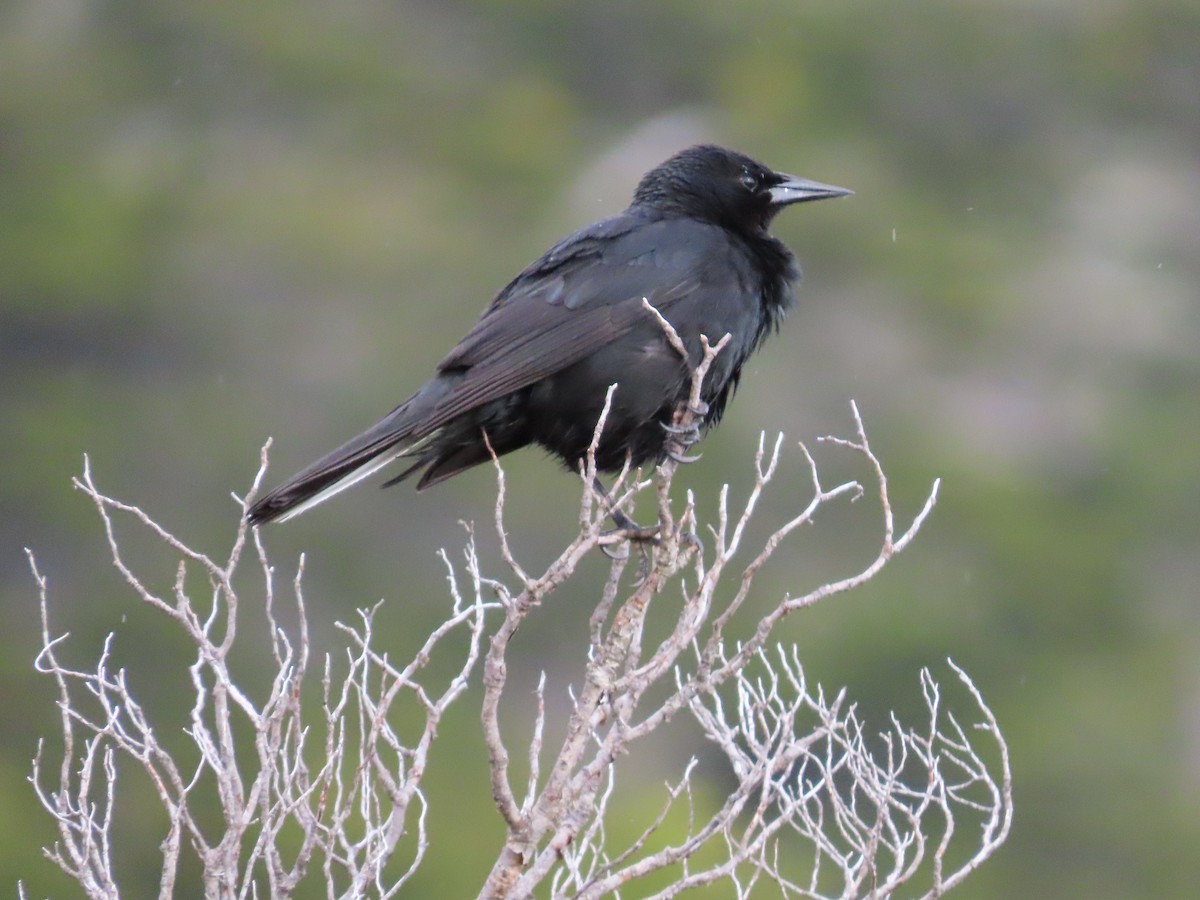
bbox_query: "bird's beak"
[768,174,853,206]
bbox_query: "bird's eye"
[739,171,758,191]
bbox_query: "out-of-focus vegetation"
[3,0,1197,896]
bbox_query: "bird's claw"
[662,419,702,464]
[661,420,702,458]
[660,420,695,436]
[599,539,630,561]
[667,447,702,464]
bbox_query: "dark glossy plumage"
[248,145,850,524]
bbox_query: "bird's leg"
[592,476,659,582]
[592,476,660,549]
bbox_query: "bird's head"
[632,144,851,234]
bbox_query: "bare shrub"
[27,318,1010,898]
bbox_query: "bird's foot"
[661,421,704,464]
[607,506,661,540]
[661,408,708,439]
[598,505,662,560]
[661,399,709,464]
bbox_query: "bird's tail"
[247,396,437,525]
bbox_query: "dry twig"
[29,444,494,898]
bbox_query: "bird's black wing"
[413,214,736,436]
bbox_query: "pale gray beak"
[768,174,853,205]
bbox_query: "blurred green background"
[4,0,1198,895]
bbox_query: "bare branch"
[470,375,996,898]
[31,457,494,897]
[30,390,1004,898]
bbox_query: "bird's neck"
[745,231,799,324]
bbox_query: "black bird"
[247,145,850,525]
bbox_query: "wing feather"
[414,215,729,434]
[418,278,698,435]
